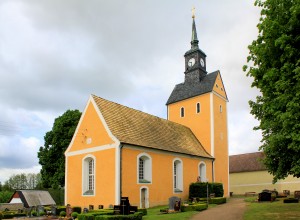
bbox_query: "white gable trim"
[65,143,117,157]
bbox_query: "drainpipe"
[212,159,215,183]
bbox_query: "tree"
[4,173,42,190]
[38,109,81,188]
[244,0,300,182]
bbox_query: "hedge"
[210,197,226,204]
[78,213,95,220]
[137,208,147,216]
[189,182,224,198]
[181,203,207,212]
[73,206,82,214]
[95,212,143,220]
[283,198,299,203]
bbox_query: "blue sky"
[0,0,262,183]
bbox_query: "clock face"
[188,58,196,67]
[200,58,205,67]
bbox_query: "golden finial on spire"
[192,6,195,18]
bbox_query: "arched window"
[220,105,223,113]
[137,153,152,183]
[198,162,206,182]
[196,103,201,113]
[173,158,183,192]
[83,156,95,195]
[180,107,185,117]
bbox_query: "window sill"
[174,188,183,193]
[138,179,151,184]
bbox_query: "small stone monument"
[168,196,181,211]
[259,191,271,202]
[294,191,300,200]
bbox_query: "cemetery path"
[189,198,246,220]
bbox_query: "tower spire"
[191,6,199,49]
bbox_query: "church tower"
[166,12,229,196]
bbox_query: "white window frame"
[137,153,152,184]
[198,161,207,182]
[82,155,96,196]
[173,158,183,193]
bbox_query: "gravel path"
[189,198,246,220]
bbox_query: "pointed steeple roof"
[191,17,199,49]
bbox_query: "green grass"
[244,198,300,220]
[143,205,198,220]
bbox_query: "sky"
[0,0,262,183]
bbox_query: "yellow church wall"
[230,171,300,195]
[67,101,114,153]
[66,148,116,209]
[212,93,229,196]
[167,93,212,153]
[121,146,213,207]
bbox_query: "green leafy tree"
[244,0,300,182]
[38,109,81,188]
[4,173,42,190]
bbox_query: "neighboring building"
[65,15,229,209]
[230,152,300,195]
[8,190,56,208]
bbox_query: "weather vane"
[192,6,195,18]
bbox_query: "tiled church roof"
[92,95,212,158]
[229,152,266,173]
[166,71,219,105]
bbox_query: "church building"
[65,14,229,209]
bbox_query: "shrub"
[95,212,143,220]
[31,211,37,217]
[137,208,147,216]
[72,212,79,219]
[181,203,207,212]
[57,206,66,215]
[189,182,224,198]
[60,211,66,217]
[39,211,46,216]
[0,212,3,220]
[210,197,226,204]
[73,206,82,214]
[2,212,14,219]
[78,213,95,220]
[283,198,299,203]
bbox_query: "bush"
[210,197,226,204]
[2,212,14,219]
[189,182,224,198]
[78,213,95,220]
[283,198,299,203]
[31,211,37,217]
[0,212,3,220]
[72,212,79,219]
[181,203,207,212]
[95,212,143,220]
[60,211,66,217]
[137,208,147,216]
[73,206,82,214]
[57,206,66,215]
[38,211,46,216]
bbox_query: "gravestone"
[168,196,181,211]
[283,190,290,196]
[259,191,271,202]
[294,191,300,200]
[66,204,72,218]
[83,208,89,213]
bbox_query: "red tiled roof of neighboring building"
[229,152,266,173]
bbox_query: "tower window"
[220,105,223,113]
[180,107,185,117]
[196,103,201,113]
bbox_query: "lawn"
[143,205,199,220]
[243,197,300,220]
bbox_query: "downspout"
[212,159,215,183]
